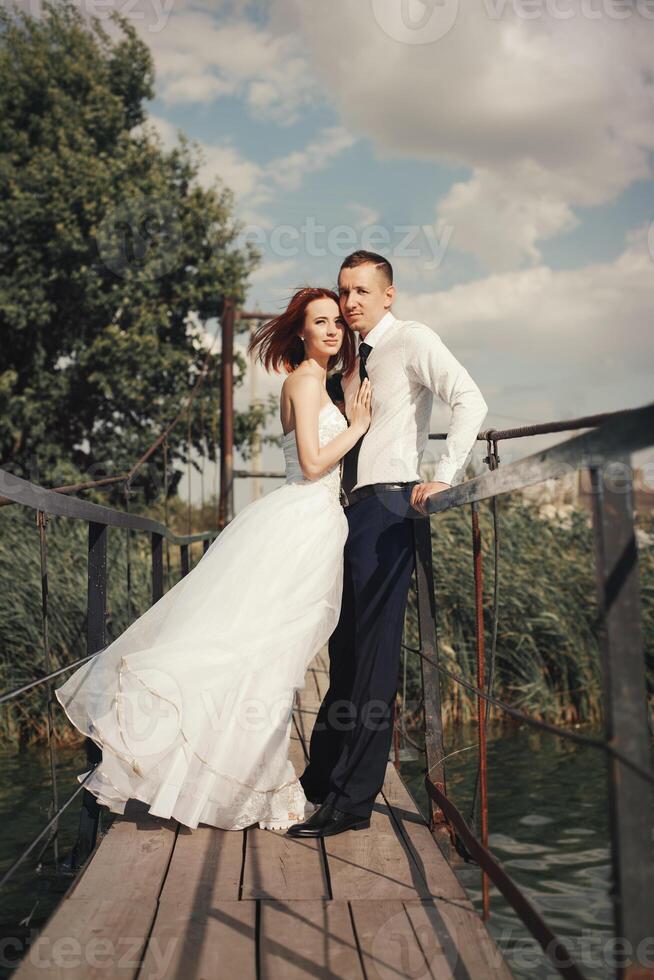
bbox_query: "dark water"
[1,728,651,979]
[0,743,95,978]
[401,721,653,980]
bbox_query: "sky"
[18,0,654,508]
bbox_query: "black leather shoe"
[285,802,370,838]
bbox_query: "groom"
[287,250,488,838]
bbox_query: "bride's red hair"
[247,287,357,375]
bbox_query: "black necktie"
[358,342,372,381]
[342,342,373,498]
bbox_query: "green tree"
[0,1,270,503]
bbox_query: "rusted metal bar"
[589,461,654,977]
[470,500,490,921]
[0,473,130,507]
[0,466,214,543]
[426,400,654,516]
[429,405,639,443]
[0,405,635,507]
[425,777,590,980]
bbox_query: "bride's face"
[301,298,345,359]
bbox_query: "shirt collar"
[358,310,395,351]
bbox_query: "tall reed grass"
[1,495,652,747]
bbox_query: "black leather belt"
[343,481,419,507]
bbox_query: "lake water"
[1,724,651,980]
[401,721,652,980]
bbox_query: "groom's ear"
[384,284,396,309]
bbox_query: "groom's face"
[338,263,394,337]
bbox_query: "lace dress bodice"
[282,401,348,500]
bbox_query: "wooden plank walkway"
[16,650,513,979]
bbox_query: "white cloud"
[147,8,317,121]
[269,127,356,191]
[435,162,580,270]
[248,259,298,285]
[142,121,356,228]
[348,203,382,230]
[195,143,266,200]
[394,226,654,392]
[283,0,654,269]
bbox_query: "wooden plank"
[324,793,433,900]
[15,807,178,978]
[15,897,158,979]
[140,900,256,980]
[157,824,243,903]
[381,763,465,901]
[259,901,364,979]
[349,899,434,979]
[66,807,178,904]
[404,900,513,979]
[241,828,329,900]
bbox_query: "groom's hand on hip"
[410,481,451,516]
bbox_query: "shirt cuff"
[432,460,458,485]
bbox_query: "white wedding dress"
[55,401,349,831]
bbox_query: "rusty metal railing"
[0,466,218,885]
[405,400,654,980]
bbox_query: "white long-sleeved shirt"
[342,312,488,490]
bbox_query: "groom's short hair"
[340,250,393,288]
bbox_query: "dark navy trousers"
[300,486,417,818]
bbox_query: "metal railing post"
[412,517,448,835]
[151,531,163,603]
[180,543,190,578]
[589,461,654,978]
[70,521,107,867]
[471,500,490,921]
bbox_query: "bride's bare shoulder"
[282,365,322,401]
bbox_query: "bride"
[55,286,371,832]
